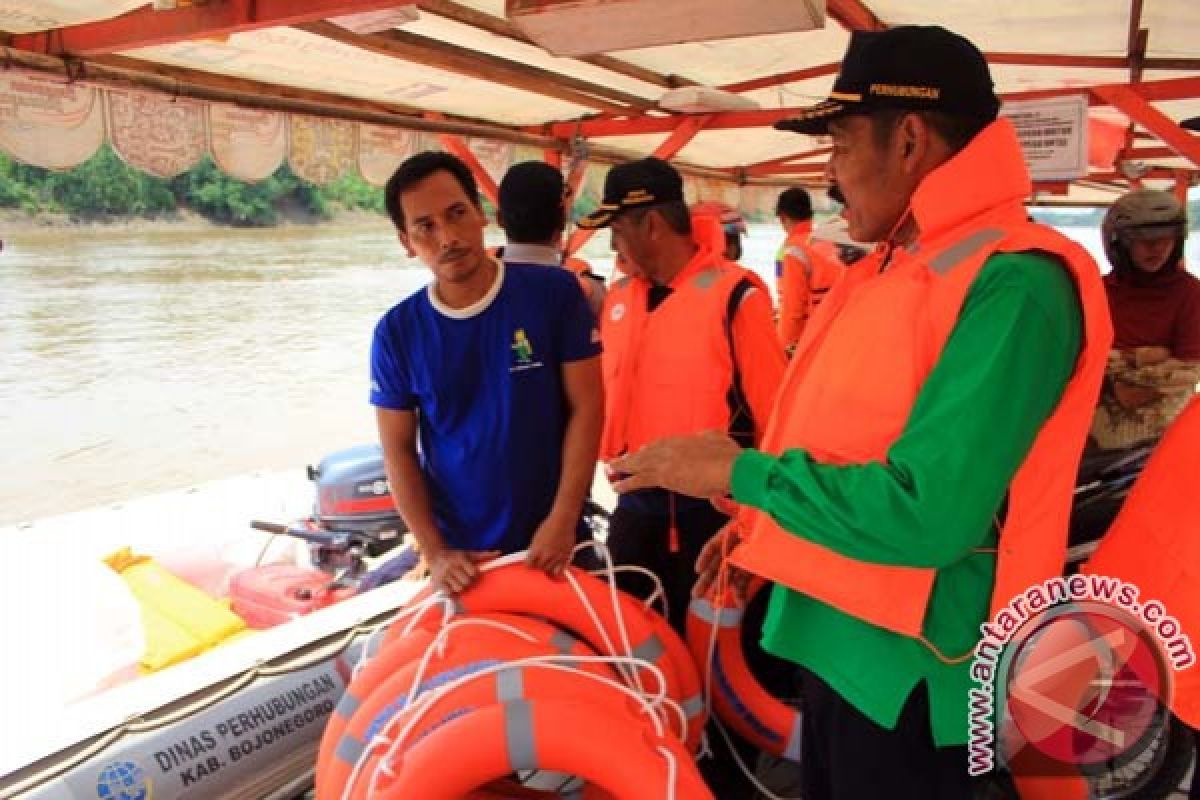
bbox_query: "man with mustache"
[371,151,603,594]
[611,26,1113,797]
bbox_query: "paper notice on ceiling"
[357,125,417,187]
[288,115,356,186]
[0,71,105,169]
[209,105,286,184]
[1000,94,1089,182]
[106,89,207,178]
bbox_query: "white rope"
[355,654,684,800]
[594,564,670,619]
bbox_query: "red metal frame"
[1091,84,1200,169]
[435,132,500,206]
[10,0,413,56]
[826,0,887,32]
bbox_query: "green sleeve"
[731,252,1082,570]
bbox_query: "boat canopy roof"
[1,0,1198,207]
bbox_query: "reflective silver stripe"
[367,635,384,658]
[563,789,585,800]
[632,634,665,663]
[496,668,524,702]
[682,694,706,718]
[689,597,744,627]
[783,713,804,763]
[335,691,361,720]
[927,228,1006,275]
[693,267,722,289]
[504,700,538,771]
[452,597,466,614]
[550,629,578,653]
[335,734,366,766]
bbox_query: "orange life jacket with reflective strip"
[600,248,759,461]
[1084,396,1200,729]
[730,119,1113,640]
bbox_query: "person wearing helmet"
[1091,189,1200,449]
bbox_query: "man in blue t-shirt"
[371,151,603,594]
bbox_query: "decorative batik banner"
[209,104,286,183]
[288,115,356,185]
[357,124,417,187]
[467,137,515,185]
[106,88,207,178]
[686,176,741,208]
[0,71,105,169]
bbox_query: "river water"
[1,220,1196,525]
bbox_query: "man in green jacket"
[612,26,1106,799]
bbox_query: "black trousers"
[607,502,764,798]
[799,669,971,800]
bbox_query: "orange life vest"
[776,221,844,349]
[1084,396,1200,729]
[600,247,758,461]
[730,118,1113,640]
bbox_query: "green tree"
[42,144,176,217]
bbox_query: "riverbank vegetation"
[0,145,388,226]
[2,145,1197,228]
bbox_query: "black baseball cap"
[577,157,684,229]
[775,26,1000,135]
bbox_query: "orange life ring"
[371,698,713,800]
[396,564,705,750]
[317,613,607,799]
[686,581,803,761]
[347,664,652,800]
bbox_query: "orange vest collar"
[907,118,1033,241]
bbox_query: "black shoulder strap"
[725,276,757,448]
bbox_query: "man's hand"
[427,548,499,594]
[526,510,577,578]
[610,431,742,499]
[692,524,752,602]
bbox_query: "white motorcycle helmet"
[1101,189,1188,274]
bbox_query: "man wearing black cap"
[581,157,783,629]
[609,26,1112,797]
[581,156,784,796]
[496,160,607,318]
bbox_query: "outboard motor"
[308,444,406,557]
[234,445,414,629]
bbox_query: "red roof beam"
[1091,83,1200,169]
[10,0,414,57]
[826,0,887,32]
[554,77,1200,139]
[720,63,840,95]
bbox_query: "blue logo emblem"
[96,761,151,800]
